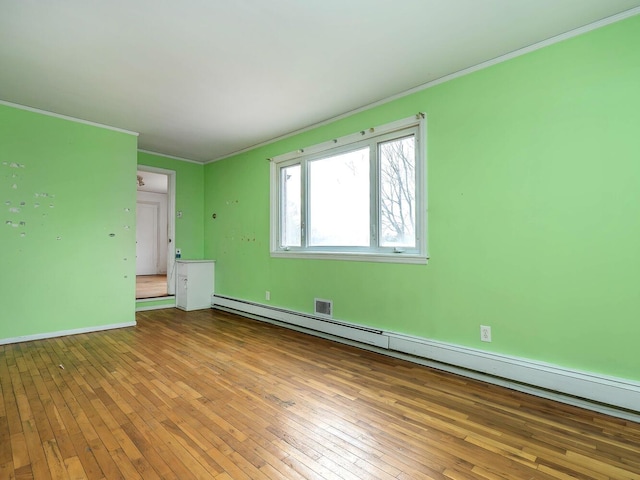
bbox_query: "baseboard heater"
[212,295,640,422]
[213,295,388,348]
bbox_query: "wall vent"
[314,298,333,318]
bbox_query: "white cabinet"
[175,260,215,311]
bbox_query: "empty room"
[1,1,640,479]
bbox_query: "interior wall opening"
[136,167,176,299]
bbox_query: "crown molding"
[0,99,139,136]
[138,149,203,165]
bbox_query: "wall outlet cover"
[480,325,492,342]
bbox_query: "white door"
[136,202,159,275]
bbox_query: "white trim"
[0,321,136,346]
[214,295,389,348]
[212,295,640,422]
[206,7,640,164]
[270,115,427,262]
[269,114,424,164]
[376,348,640,424]
[419,116,428,259]
[138,149,203,165]
[0,100,139,136]
[135,296,175,303]
[269,160,279,255]
[386,332,640,414]
[270,251,428,264]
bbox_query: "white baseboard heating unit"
[212,295,640,423]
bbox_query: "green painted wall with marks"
[0,104,138,340]
[204,15,640,380]
[2,14,639,384]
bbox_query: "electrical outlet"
[265,291,271,301]
[175,248,181,259]
[480,325,492,342]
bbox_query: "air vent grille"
[314,298,333,318]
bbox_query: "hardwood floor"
[135,274,168,299]
[1,308,639,479]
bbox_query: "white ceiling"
[1,1,639,163]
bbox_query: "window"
[270,114,427,264]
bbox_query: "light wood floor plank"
[2,308,640,479]
[63,455,88,480]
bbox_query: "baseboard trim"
[214,295,389,348]
[387,332,640,415]
[136,296,175,302]
[212,295,640,422]
[0,321,137,346]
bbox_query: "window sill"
[270,251,428,265]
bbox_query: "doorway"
[136,167,176,299]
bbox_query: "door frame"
[137,165,177,295]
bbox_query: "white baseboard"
[387,333,640,415]
[0,321,136,346]
[212,295,640,422]
[214,296,389,348]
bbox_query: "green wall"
[204,15,640,380]
[0,104,138,340]
[137,151,205,260]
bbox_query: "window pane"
[280,164,301,247]
[308,148,370,246]
[379,135,416,248]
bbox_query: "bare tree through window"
[379,135,416,247]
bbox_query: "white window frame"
[270,114,428,264]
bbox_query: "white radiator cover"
[212,295,640,422]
